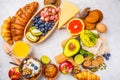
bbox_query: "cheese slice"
[58,1,80,29]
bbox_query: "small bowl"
[43,63,59,80]
[19,56,42,80]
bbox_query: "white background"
[0,0,120,80]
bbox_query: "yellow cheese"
[58,1,80,29]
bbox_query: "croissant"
[74,70,100,80]
[11,2,38,41]
[1,17,13,45]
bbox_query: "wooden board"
[24,5,59,44]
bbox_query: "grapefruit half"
[67,18,84,35]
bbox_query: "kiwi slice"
[30,26,42,36]
[26,32,39,42]
[74,54,84,64]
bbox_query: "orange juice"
[13,41,30,58]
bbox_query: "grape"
[36,26,39,29]
[41,16,45,21]
[52,9,56,14]
[45,17,49,22]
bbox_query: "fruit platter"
[0,0,120,80]
[25,5,59,43]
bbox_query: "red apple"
[8,67,21,80]
[59,61,73,74]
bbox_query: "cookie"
[85,11,99,23]
[44,0,61,7]
[83,20,96,30]
[93,9,103,22]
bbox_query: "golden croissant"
[11,1,39,41]
[1,17,13,44]
[1,2,39,44]
[74,70,100,80]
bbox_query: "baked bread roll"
[11,1,39,41]
[74,70,100,80]
[1,17,13,44]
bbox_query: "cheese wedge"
[58,1,80,29]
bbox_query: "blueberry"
[42,31,46,36]
[31,63,34,67]
[103,54,107,57]
[35,20,38,24]
[40,24,45,28]
[83,54,88,58]
[45,26,48,30]
[47,24,50,28]
[25,74,31,79]
[44,22,48,26]
[50,22,54,26]
[40,28,45,32]
[105,56,109,60]
[48,26,52,30]
[37,27,40,30]
[50,22,54,25]
[36,25,39,29]
[35,24,39,27]
[38,25,42,28]
[76,36,80,41]
[45,29,48,33]
[38,20,42,24]
[107,53,111,57]
[36,27,39,30]
[35,15,40,19]
[32,17,36,21]
[34,66,38,70]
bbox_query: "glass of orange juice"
[13,41,31,58]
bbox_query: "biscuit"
[93,9,103,22]
[85,11,99,23]
[83,20,96,30]
[44,0,61,7]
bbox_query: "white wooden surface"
[0,0,120,80]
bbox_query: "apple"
[59,61,73,74]
[8,67,21,80]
